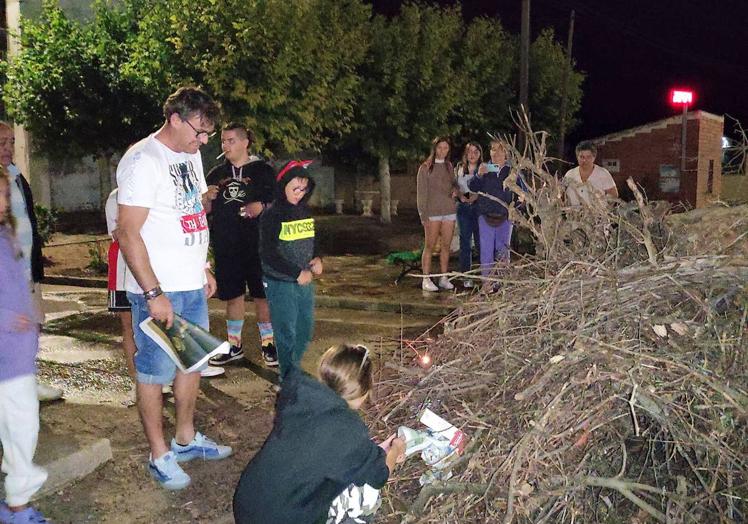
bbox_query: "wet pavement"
[37,269,456,406]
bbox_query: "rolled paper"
[140,314,230,373]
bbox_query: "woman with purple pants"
[468,140,519,282]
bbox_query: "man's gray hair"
[575,140,597,157]
[163,86,221,126]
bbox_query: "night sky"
[371,0,748,145]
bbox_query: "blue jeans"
[263,278,315,378]
[457,202,480,272]
[128,289,209,384]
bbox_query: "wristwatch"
[143,285,163,301]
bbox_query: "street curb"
[315,295,454,316]
[0,436,113,501]
[44,275,456,317]
[44,274,108,289]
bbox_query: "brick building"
[591,111,723,209]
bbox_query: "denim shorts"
[127,289,209,385]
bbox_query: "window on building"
[707,160,714,193]
[601,159,620,173]
[659,164,680,193]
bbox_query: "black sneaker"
[210,345,244,365]
[261,343,279,367]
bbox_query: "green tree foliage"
[1,0,160,159]
[356,4,462,161]
[127,0,371,153]
[351,4,463,222]
[529,28,585,145]
[453,16,516,145]
[2,0,584,198]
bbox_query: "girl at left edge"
[0,165,49,523]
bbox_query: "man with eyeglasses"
[0,121,64,403]
[204,123,277,368]
[116,86,232,491]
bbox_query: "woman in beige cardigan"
[416,137,458,292]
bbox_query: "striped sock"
[227,319,244,348]
[258,322,274,347]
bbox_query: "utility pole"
[557,9,575,161]
[519,0,530,148]
[670,90,693,178]
[680,103,688,176]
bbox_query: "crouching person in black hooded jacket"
[233,344,406,524]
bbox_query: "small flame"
[419,353,432,368]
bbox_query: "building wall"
[695,115,723,207]
[594,111,723,209]
[329,163,418,214]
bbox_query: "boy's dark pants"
[264,278,315,376]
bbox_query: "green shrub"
[86,241,108,275]
[34,204,58,247]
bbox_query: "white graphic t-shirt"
[116,135,209,293]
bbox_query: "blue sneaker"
[171,432,232,463]
[148,451,191,490]
[0,502,48,523]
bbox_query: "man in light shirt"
[116,87,232,490]
[563,141,618,206]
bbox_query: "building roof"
[591,110,724,146]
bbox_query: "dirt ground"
[27,212,456,523]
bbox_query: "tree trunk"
[378,154,392,224]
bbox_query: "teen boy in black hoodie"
[259,160,322,377]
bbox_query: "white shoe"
[438,276,455,290]
[200,365,225,378]
[422,278,438,292]
[37,382,63,402]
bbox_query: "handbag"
[484,213,507,227]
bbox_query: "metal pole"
[680,104,688,176]
[519,0,530,148]
[557,9,575,160]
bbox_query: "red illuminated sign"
[670,89,694,105]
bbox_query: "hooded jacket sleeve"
[259,210,306,279]
[468,172,484,193]
[256,163,276,204]
[325,412,390,490]
[416,164,428,221]
[17,174,44,283]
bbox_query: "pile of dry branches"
[372,116,748,523]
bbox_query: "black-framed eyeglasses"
[182,118,216,140]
